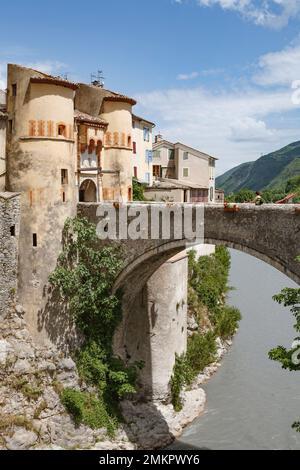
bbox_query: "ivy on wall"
[49,217,143,435]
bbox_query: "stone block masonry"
[0,193,20,318]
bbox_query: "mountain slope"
[216,141,300,194]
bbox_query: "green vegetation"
[49,217,142,435]
[225,175,300,204]
[132,178,146,201]
[269,264,300,432]
[171,247,241,410]
[216,141,300,194]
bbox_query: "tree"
[226,189,255,203]
[269,257,300,432]
[132,178,145,201]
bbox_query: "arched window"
[88,139,95,154]
[96,140,102,167]
[57,123,67,138]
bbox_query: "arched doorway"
[79,179,97,202]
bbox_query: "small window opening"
[61,169,68,185]
[10,226,15,237]
[58,124,66,137]
[8,120,13,133]
[33,233,37,247]
[62,191,66,203]
[12,84,17,97]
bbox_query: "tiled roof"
[74,110,108,126]
[132,114,155,127]
[103,93,136,105]
[30,76,78,90]
[150,178,209,190]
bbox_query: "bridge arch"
[77,201,300,400]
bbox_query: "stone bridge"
[78,202,300,400]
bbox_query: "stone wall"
[0,193,20,318]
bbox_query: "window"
[134,166,138,178]
[127,135,132,148]
[153,150,161,159]
[143,127,150,142]
[61,169,68,185]
[8,120,13,134]
[153,165,161,178]
[145,150,153,163]
[183,167,189,178]
[58,124,67,137]
[33,233,37,247]
[12,84,17,97]
[133,142,137,154]
[145,172,150,184]
[210,187,214,202]
[128,187,132,201]
[62,191,66,203]
[168,149,174,160]
[10,226,15,237]
[183,151,188,160]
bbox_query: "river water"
[172,249,300,450]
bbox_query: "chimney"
[155,133,163,143]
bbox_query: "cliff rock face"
[0,305,133,450]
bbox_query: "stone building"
[4,64,137,340]
[132,114,155,186]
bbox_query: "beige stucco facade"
[153,137,217,202]
[6,64,78,340]
[4,64,139,339]
[132,115,155,186]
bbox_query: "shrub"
[186,331,217,378]
[214,306,242,340]
[50,217,142,434]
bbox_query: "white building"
[132,114,155,186]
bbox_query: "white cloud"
[229,117,275,142]
[177,71,199,80]
[135,85,298,174]
[197,0,300,29]
[253,42,300,85]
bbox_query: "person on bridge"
[252,191,264,206]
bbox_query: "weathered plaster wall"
[6,65,77,342]
[0,193,20,318]
[101,101,133,202]
[0,116,6,191]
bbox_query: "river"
[171,249,300,450]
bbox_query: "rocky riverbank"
[0,302,234,450]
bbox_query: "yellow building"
[5,64,137,339]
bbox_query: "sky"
[1,0,300,174]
